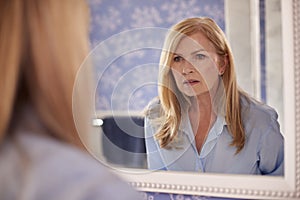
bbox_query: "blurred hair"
[0,0,90,147]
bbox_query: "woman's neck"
[188,81,222,153]
[189,93,217,153]
[189,92,213,115]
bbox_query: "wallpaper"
[139,192,239,200]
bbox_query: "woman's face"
[171,32,225,97]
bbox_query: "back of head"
[0,0,90,147]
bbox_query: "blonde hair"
[153,17,246,153]
[0,0,90,147]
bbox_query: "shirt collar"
[179,112,226,158]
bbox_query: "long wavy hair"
[152,17,246,153]
[0,0,90,147]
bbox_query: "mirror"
[73,0,299,199]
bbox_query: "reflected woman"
[144,17,284,175]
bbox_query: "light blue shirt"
[145,97,284,175]
[0,106,141,200]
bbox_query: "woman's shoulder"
[240,94,279,125]
[0,132,140,200]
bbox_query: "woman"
[0,1,140,199]
[145,17,284,175]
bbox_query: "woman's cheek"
[199,65,219,89]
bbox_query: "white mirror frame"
[112,0,300,199]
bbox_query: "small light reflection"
[92,118,103,126]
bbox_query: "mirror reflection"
[89,0,284,176]
[144,17,283,175]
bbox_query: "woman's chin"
[181,90,207,97]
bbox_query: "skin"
[171,31,227,153]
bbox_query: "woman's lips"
[183,79,200,85]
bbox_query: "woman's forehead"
[174,32,214,54]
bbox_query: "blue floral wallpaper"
[139,192,239,200]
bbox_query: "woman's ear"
[218,54,228,76]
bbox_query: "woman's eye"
[195,54,206,60]
[173,56,182,62]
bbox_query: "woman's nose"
[182,61,195,75]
